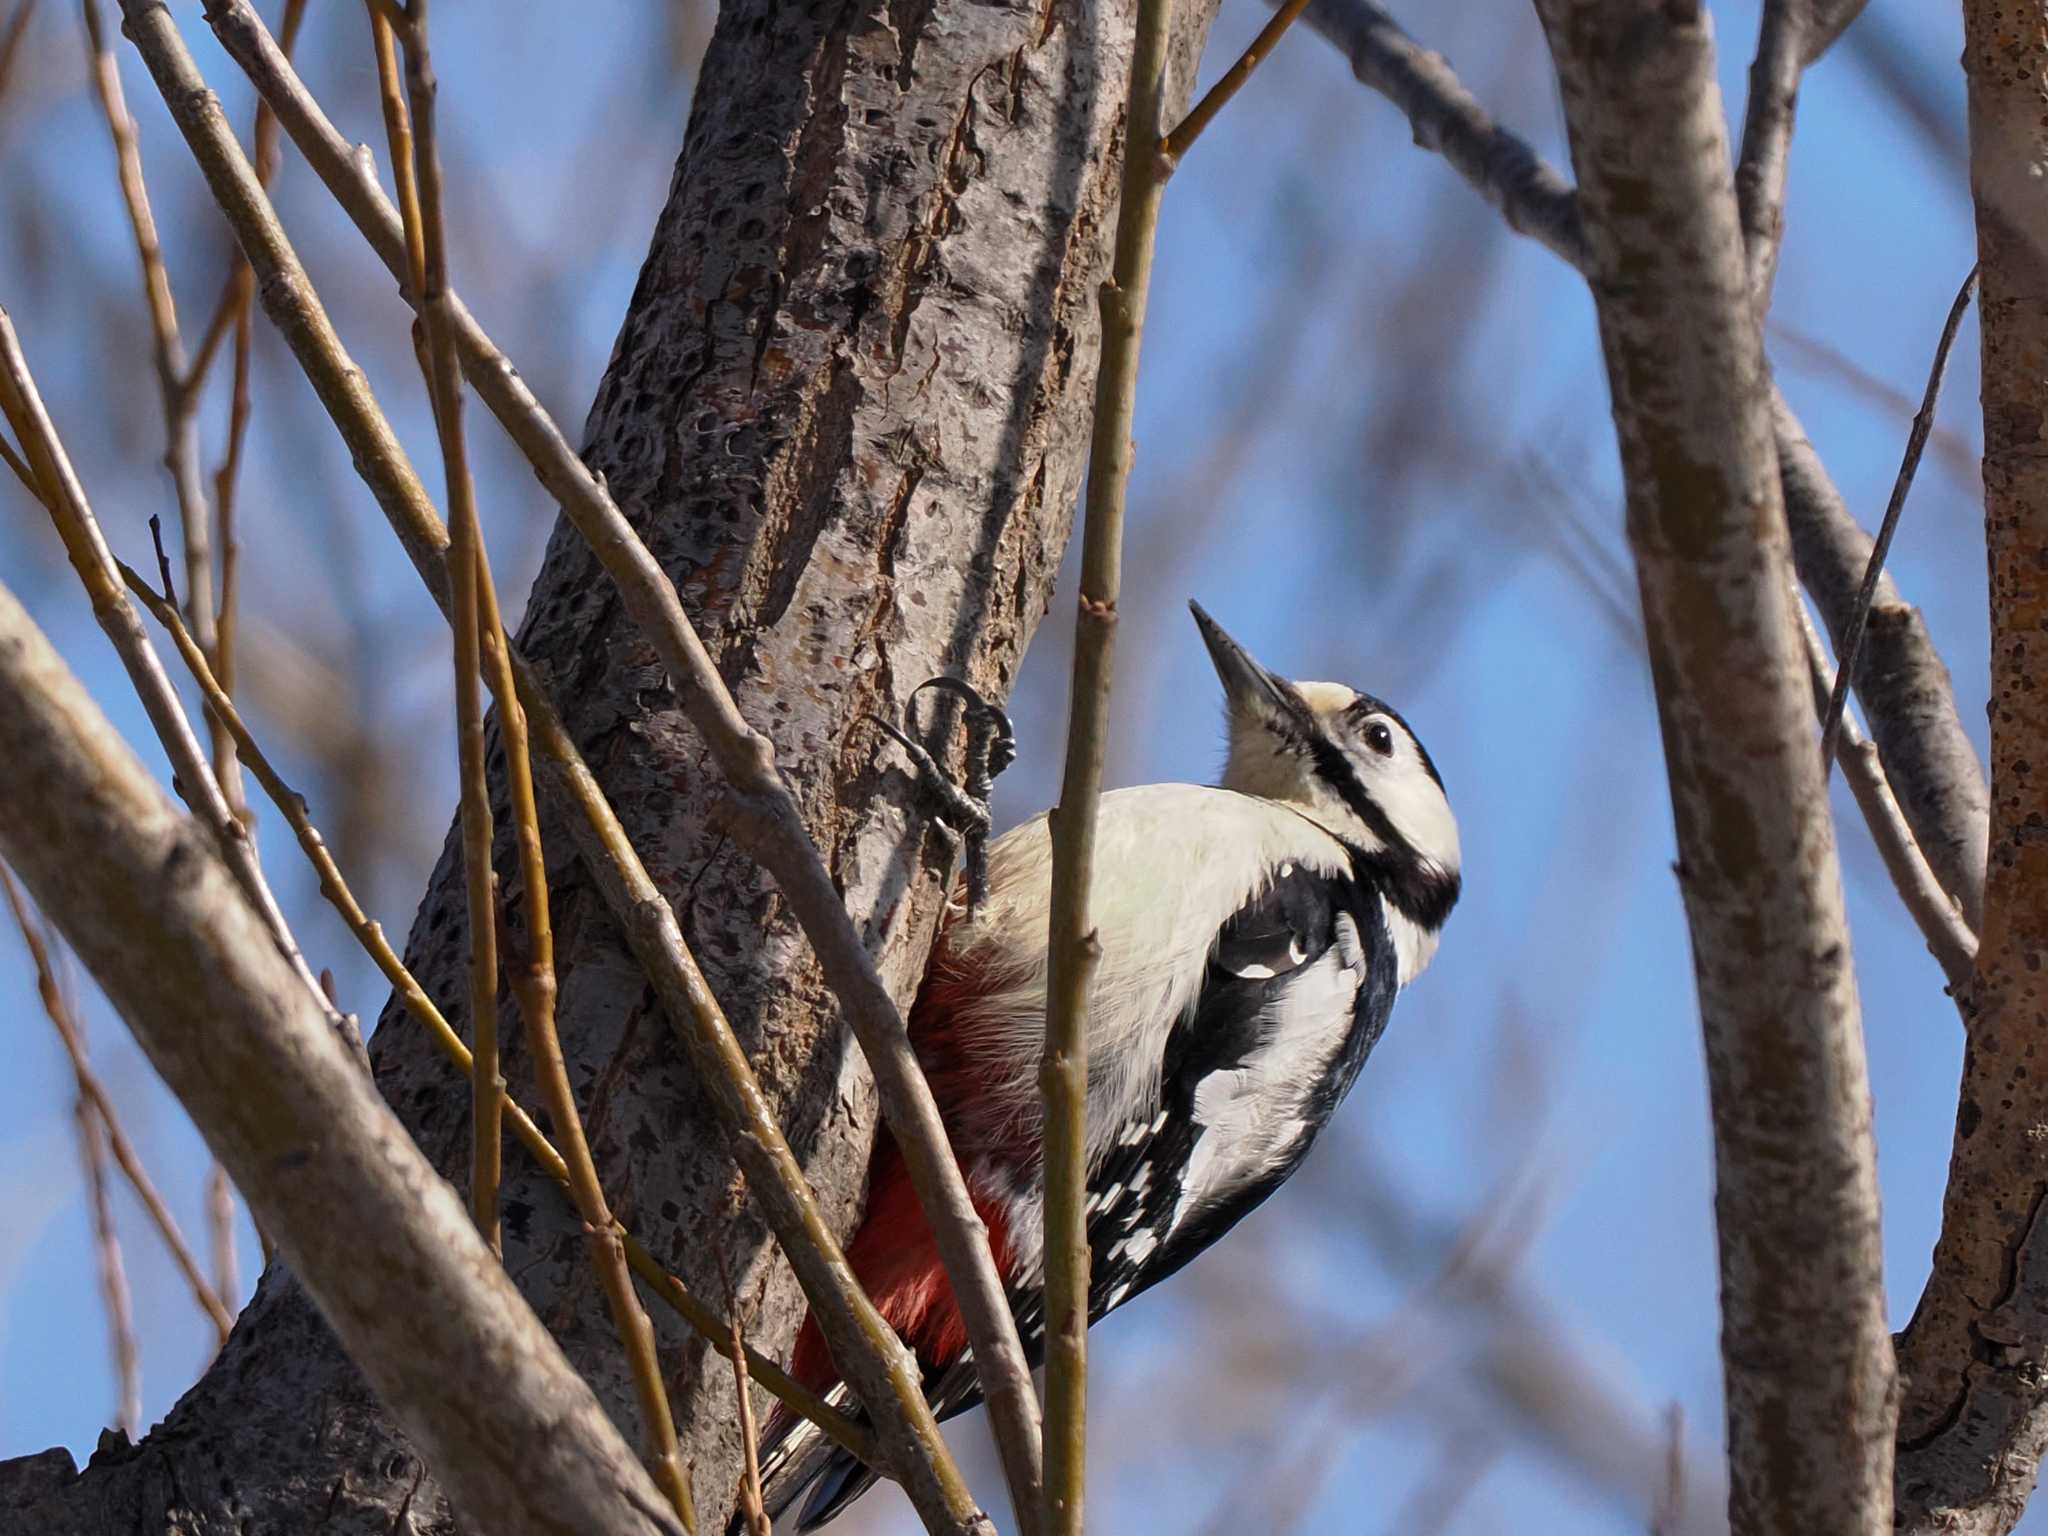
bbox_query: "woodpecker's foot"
[874,676,1015,912]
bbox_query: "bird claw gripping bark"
[874,676,1016,914]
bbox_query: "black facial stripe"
[1301,726,1405,849]
[1290,711,1460,930]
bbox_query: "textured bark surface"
[1536,5,1893,1535]
[1892,4,2048,1531]
[0,0,1219,1528]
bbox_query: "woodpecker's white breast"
[930,786,1350,1158]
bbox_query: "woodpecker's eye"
[1364,721,1395,757]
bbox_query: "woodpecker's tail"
[732,1389,881,1535]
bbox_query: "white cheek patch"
[1366,748,1459,872]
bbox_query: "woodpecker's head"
[1192,600,1460,931]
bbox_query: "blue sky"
[0,1,1992,1531]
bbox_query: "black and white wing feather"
[1084,859,1397,1318]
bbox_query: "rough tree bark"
[1892,4,2048,1531]
[0,0,1219,1529]
[1536,4,1892,1534]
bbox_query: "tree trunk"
[1892,4,2048,1532]
[0,0,1220,1528]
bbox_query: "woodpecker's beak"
[1190,601,1300,727]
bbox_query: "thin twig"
[1,864,236,1342]
[198,1,1046,1512]
[80,0,235,804]
[119,6,978,1522]
[77,1091,142,1438]
[1160,0,1314,164]
[363,2,503,1263]
[1041,0,1177,1527]
[205,1164,238,1311]
[112,555,874,1462]
[1652,1403,1685,1536]
[367,2,423,299]
[722,1256,773,1536]
[0,308,348,1053]
[1797,602,1977,991]
[36,915,144,1439]
[1733,1,1807,306]
[81,0,257,1285]
[211,0,307,846]
[392,5,690,1521]
[0,0,36,103]
[1819,265,1978,771]
[0,424,33,494]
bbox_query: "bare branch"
[1,863,235,1341]
[1160,0,1313,164]
[76,1096,141,1440]
[1796,604,1977,993]
[0,577,687,1536]
[1774,399,1988,926]
[1039,0,1176,1524]
[1818,267,1977,771]
[1534,6,1894,1534]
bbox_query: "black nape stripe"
[1347,842,1460,932]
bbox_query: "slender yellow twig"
[1041,0,1178,1527]
[119,7,981,1524]
[112,556,874,1464]
[211,0,307,847]
[725,1263,773,1536]
[1158,0,1314,164]
[367,3,424,299]
[364,5,503,1261]
[394,4,689,1522]
[2,865,236,1342]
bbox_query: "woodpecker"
[752,601,1460,1530]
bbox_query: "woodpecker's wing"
[1083,857,1398,1316]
